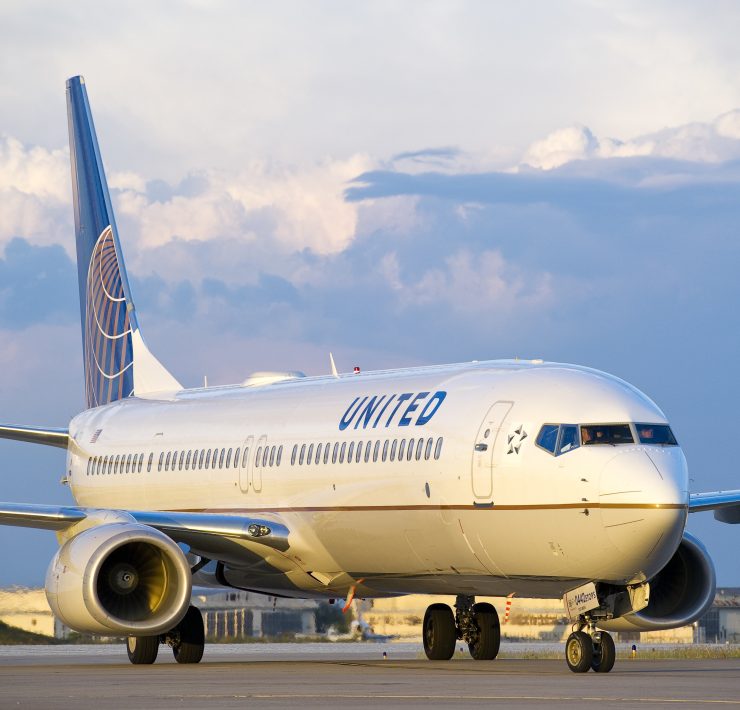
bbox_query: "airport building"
[1,587,739,643]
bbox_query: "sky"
[1,0,740,589]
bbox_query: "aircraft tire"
[172,605,205,664]
[591,631,616,673]
[423,603,456,660]
[126,635,159,664]
[468,602,501,660]
[565,631,593,673]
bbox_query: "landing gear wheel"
[565,631,593,673]
[591,631,615,673]
[468,602,501,660]
[423,603,456,660]
[126,635,159,664]
[172,605,205,664]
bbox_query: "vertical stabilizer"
[66,76,181,407]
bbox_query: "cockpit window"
[536,425,559,454]
[536,424,581,456]
[581,424,633,445]
[558,425,580,454]
[636,423,678,446]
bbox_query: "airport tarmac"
[1,643,739,709]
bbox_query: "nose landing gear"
[565,624,615,673]
[422,595,501,661]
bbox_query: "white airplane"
[1,76,739,673]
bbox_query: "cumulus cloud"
[523,110,740,169]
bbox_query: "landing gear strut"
[422,595,501,661]
[125,605,205,665]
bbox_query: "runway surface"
[2,643,739,709]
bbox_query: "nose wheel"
[565,629,615,673]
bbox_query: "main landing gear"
[422,595,501,661]
[565,627,615,673]
[126,605,205,665]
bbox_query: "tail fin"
[66,76,181,407]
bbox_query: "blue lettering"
[399,391,429,426]
[372,394,396,428]
[339,396,367,431]
[416,391,447,426]
[354,395,387,429]
[385,393,413,427]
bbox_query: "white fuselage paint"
[65,360,688,600]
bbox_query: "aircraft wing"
[0,424,69,449]
[0,502,289,550]
[689,490,740,523]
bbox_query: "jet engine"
[45,522,192,635]
[599,531,716,632]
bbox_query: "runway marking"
[179,694,740,704]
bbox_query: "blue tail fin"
[66,76,181,407]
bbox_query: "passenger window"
[347,441,355,463]
[558,425,580,455]
[165,452,171,471]
[158,452,164,472]
[398,439,406,461]
[355,441,363,463]
[257,446,264,467]
[373,440,380,462]
[364,441,372,463]
[178,451,184,471]
[185,450,192,470]
[234,448,240,468]
[115,454,121,474]
[147,453,153,472]
[291,445,297,466]
[339,442,346,463]
[415,439,424,461]
[219,448,225,468]
[269,446,276,467]
[277,445,283,466]
[332,443,338,464]
[536,425,559,454]
[382,440,389,462]
[316,443,323,465]
[205,449,212,469]
[407,439,415,461]
[262,446,269,467]
[241,448,248,468]
[323,443,330,464]
[434,437,443,460]
[124,454,130,473]
[425,438,433,460]
[299,444,305,465]
[390,440,397,461]
[307,444,314,465]
[104,455,110,474]
[225,448,232,469]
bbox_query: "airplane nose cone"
[599,448,688,580]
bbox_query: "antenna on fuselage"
[329,353,339,379]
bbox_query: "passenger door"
[471,401,513,500]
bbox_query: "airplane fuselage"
[66,359,688,600]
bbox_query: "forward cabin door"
[238,435,254,492]
[471,400,513,500]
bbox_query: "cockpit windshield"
[636,423,678,445]
[580,424,633,446]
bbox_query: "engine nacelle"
[599,531,716,632]
[45,522,192,635]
